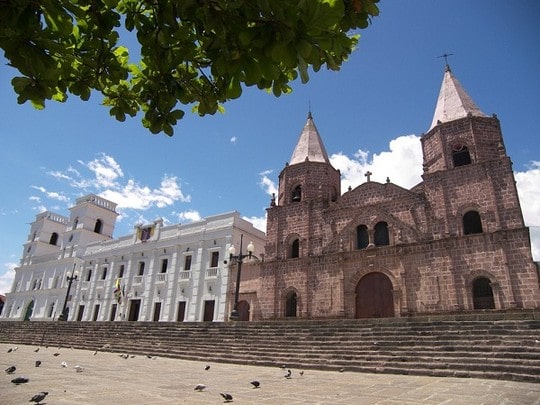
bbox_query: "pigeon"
[204,364,211,370]
[34,347,40,353]
[5,365,16,374]
[220,392,233,402]
[53,352,60,357]
[35,361,42,368]
[250,380,260,388]
[92,350,98,356]
[119,353,129,359]
[339,367,345,373]
[29,391,48,404]
[74,365,84,373]
[299,370,304,376]
[284,369,292,379]
[61,361,68,368]
[194,384,206,391]
[11,376,29,384]
[7,346,17,353]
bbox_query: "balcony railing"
[179,271,191,280]
[133,276,143,284]
[206,267,218,278]
[156,273,167,283]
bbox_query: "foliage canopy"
[0,0,379,136]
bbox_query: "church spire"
[289,112,330,165]
[429,66,487,130]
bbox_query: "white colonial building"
[2,194,265,322]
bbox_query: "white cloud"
[83,153,124,188]
[515,161,540,260]
[243,214,267,233]
[230,136,237,143]
[30,187,70,203]
[44,154,190,214]
[0,262,16,296]
[330,134,424,191]
[259,170,278,196]
[177,210,202,223]
[100,175,190,211]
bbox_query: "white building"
[2,194,265,322]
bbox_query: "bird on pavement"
[284,369,292,379]
[299,370,304,376]
[5,365,16,374]
[34,347,40,353]
[61,361,68,368]
[35,361,42,368]
[29,391,48,404]
[250,380,260,388]
[194,384,206,391]
[204,364,211,370]
[11,376,29,384]
[74,365,84,373]
[220,392,233,402]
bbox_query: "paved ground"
[1,343,539,405]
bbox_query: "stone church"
[237,65,540,320]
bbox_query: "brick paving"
[1,344,539,404]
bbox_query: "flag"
[113,278,122,304]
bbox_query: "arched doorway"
[237,300,250,321]
[285,291,297,317]
[355,272,394,318]
[24,300,34,321]
[472,277,495,309]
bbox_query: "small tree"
[0,0,379,135]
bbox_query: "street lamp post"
[228,234,255,320]
[58,266,79,321]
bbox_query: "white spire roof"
[289,112,330,165]
[429,65,487,130]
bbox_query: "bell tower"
[421,65,525,237]
[265,113,341,260]
[62,194,118,257]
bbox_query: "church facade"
[235,66,540,320]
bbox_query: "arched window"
[94,219,103,234]
[330,186,338,202]
[463,211,483,235]
[472,277,495,309]
[290,238,300,258]
[72,217,79,230]
[374,222,389,246]
[356,225,369,249]
[285,292,297,317]
[49,232,59,246]
[452,143,472,167]
[291,185,302,202]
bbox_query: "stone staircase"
[1,313,539,383]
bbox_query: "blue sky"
[1,1,539,295]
